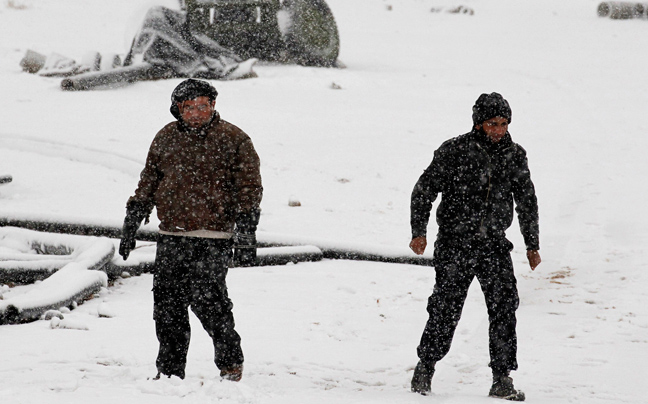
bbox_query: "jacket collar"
[470,128,513,153]
[177,111,221,137]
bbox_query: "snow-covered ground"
[1,0,648,402]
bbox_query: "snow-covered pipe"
[0,264,107,324]
[0,217,158,241]
[60,63,174,91]
[1,218,434,267]
[0,227,115,284]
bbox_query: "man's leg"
[413,252,474,393]
[152,236,193,379]
[476,250,525,401]
[189,239,244,378]
[476,251,519,375]
[417,256,474,364]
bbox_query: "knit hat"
[472,92,512,126]
[170,79,218,119]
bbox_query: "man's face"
[178,96,215,129]
[476,116,508,143]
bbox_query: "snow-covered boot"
[489,374,525,401]
[411,360,435,395]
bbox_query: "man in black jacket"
[409,93,540,401]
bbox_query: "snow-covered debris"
[97,301,116,318]
[597,1,647,19]
[0,263,107,324]
[49,315,90,330]
[0,227,114,324]
[42,309,64,320]
[0,226,115,284]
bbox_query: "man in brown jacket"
[119,79,262,382]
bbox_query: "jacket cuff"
[235,208,260,234]
[524,235,539,251]
[411,229,427,239]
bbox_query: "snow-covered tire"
[597,2,645,19]
[279,0,340,67]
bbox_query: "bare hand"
[410,237,427,255]
[527,250,541,271]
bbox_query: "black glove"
[119,200,150,260]
[232,209,260,267]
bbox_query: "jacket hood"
[472,92,512,125]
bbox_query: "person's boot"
[411,360,435,395]
[220,364,243,382]
[151,370,185,380]
[489,372,525,401]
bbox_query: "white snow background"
[1,0,648,403]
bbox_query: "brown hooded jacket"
[128,113,262,234]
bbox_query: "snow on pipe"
[0,227,116,284]
[107,244,325,277]
[60,63,175,91]
[103,244,325,277]
[1,218,434,267]
[0,217,158,241]
[0,264,107,325]
[256,245,323,266]
[0,221,431,324]
[0,219,327,268]
[0,219,327,270]
[597,2,648,19]
[0,227,114,324]
[257,231,434,267]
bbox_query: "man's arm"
[410,148,448,255]
[130,138,163,210]
[119,200,151,260]
[233,136,263,213]
[232,136,263,267]
[119,139,161,260]
[511,147,541,269]
[410,169,436,243]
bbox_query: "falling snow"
[0,0,647,403]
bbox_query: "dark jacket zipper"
[475,141,512,234]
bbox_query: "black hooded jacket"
[411,129,539,251]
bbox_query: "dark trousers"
[153,235,243,379]
[417,244,519,374]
